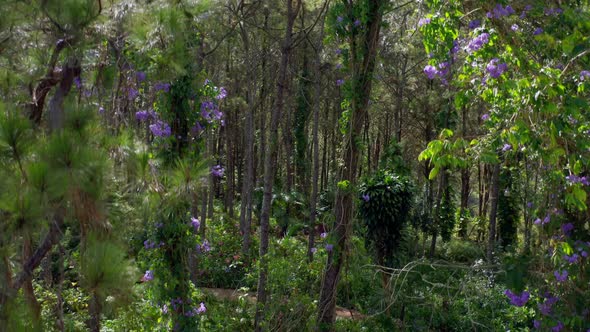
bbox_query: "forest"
[0,0,589,331]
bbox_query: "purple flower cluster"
[184,302,207,316]
[190,217,200,232]
[211,165,225,177]
[418,18,431,27]
[362,193,370,202]
[136,71,147,82]
[154,82,171,92]
[466,33,489,53]
[135,110,157,121]
[563,253,580,264]
[501,143,512,152]
[74,77,83,89]
[565,174,590,185]
[554,270,568,282]
[320,232,328,239]
[504,289,529,306]
[544,7,563,16]
[201,101,223,123]
[487,4,515,19]
[424,65,437,79]
[581,70,590,81]
[149,120,172,137]
[468,19,481,30]
[551,321,564,332]
[336,79,345,86]
[561,222,574,236]
[144,240,164,249]
[520,5,533,19]
[127,87,139,101]
[486,58,507,78]
[534,214,551,226]
[142,270,154,282]
[481,113,490,121]
[539,294,559,315]
[196,240,211,253]
[533,28,544,36]
[215,87,227,100]
[325,244,334,252]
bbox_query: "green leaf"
[429,167,439,180]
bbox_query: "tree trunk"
[317,1,386,329]
[239,20,256,258]
[487,162,501,262]
[308,10,325,262]
[254,1,299,330]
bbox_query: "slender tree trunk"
[487,162,501,262]
[254,1,299,330]
[22,234,41,326]
[317,1,386,329]
[239,21,256,258]
[308,10,325,262]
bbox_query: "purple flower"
[336,79,345,86]
[486,58,508,78]
[74,77,82,89]
[191,121,204,134]
[511,24,519,32]
[551,321,564,332]
[216,87,227,100]
[337,16,343,23]
[136,71,147,82]
[424,65,438,79]
[204,79,211,85]
[311,247,317,254]
[418,18,431,27]
[196,302,206,314]
[320,232,327,239]
[481,113,490,121]
[325,244,334,252]
[466,33,490,53]
[162,304,168,314]
[201,240,211,252]
[533,28,544,36]
[564,253,579,263]
[504,289,529,306]
[191,217,200,232]
[561,222,574,235]
[335,49,342,55]
[144,240,154,249]
[149,121,171,137]
[353,19,361,27]
[154,82,170,92]
[136,110,150,121]
[335,63,342,70]
[539,294,559,315]
[127,87,139,101]
[545,8,563,16]
[527,202,534,208]
[543,214,551,225]
[142,270,154,282]
[362,193,370,202]
[211,165,225,177]
[533,320,541,329]
[98,106,105,114]
[502,143,512,152]
[534,218,542,225]
[468,19,481,30]
[580,70,590,81]
[554,270,568,282]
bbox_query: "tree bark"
[254,1,299,330]
[487,162,501,262]
[316,1,386,329]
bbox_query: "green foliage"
[359,170,413,265]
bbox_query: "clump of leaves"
[359,170,413,266]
